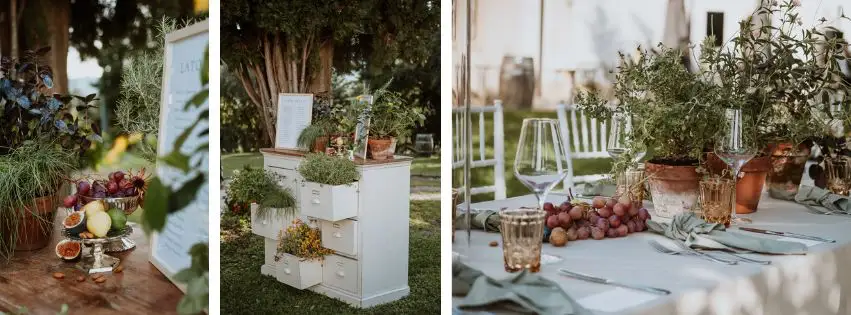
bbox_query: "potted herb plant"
[297,92,362,155]
[700,1,851,201]
[0,49,97,258]
[274,219,334,289]
[366,89,426,160]
[576,46,724,218]
[297,153,360,221]
[227,166,297,239]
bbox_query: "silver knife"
[558,269,671,295]
[739,227,836,243]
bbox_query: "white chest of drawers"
[253,149,412,308]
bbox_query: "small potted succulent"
[227,166,296,239]
[274,219,334,289]
[0,48,98,258]
[576,46,724,218]
[297,153,360,221]
[366,89,426,160]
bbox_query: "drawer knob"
[262,219,268,225]
[336,271,345,278]
[283,268,291,275]
[311,198,320,205]
[333,232,342,238]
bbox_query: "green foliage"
[221,66,269,152]
[368,89,427,140]
[0,141,78,259]
[698,0,851,150]
[115,18,188,162]
[276,219,334,261]
[68,0,197,122]
[576,46,724,167]
[298,153,359,186]
[0,49,99,156]
[227,167,296,220]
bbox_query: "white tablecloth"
[452,193,851,315]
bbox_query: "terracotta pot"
[644,161,700,218]
[766,143,811,200]
[1,195,58,251]
[368,137,396,160]
[312,136,329,153]
[706,153,771,214]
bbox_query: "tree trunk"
[46,0,70,94]
[311,40,333,93]
[10,0,18,60]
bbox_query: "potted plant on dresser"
[226,166,297,236]
[366,89,426,160]
[0,49,97,259]
[297,153,360,221]
[576,47,724,218]
[700,1,851,201]
[274,219,334,289]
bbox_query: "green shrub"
[227,167,296,220]
[298,153,359,186]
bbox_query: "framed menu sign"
[151,20,209,292]
[275,93,313,149]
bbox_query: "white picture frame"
[275,93,313,150]
[150,20,210,293]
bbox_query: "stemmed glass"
[514,118,569,211]
[715,108,756,224]
[607,112,646,164]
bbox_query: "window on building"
[707,12,724,47]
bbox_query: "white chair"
[556,103,610,193]
[452,100,506,202]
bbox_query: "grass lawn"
[221,152,265,178]
[220,200,440,314]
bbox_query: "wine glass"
[514,118,569,211]
[715,108,756,224]
[608,112,646,165]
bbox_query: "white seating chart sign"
[151,20,209,291]
[275,93,313,149]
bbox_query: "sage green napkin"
[453,262,592,315]
[454,210,501,232]
[646,212,807,254]
[578,181,617,197]
[795,185,851,215]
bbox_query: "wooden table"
[0,210,183,314]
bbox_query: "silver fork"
[648,240,737,265]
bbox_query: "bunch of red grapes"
[62,170,148,209]
[544,195,651,241]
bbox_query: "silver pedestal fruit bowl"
[63,226,133,274]
[78,194,142,252]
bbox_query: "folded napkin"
[646,212,807,254]
[453,262,592,315]
[454,210,501,232]
[578,181,617,197]
[795,185,851,215]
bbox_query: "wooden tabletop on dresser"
[260,148,414,165]
[0,210,183,314]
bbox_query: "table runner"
[453,193,851,315]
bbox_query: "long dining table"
[452,192,851,315]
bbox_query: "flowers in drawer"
[275,219,334,262]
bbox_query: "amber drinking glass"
[698,178,735,227]
[825,157,851,196]
[499,209,546,273]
